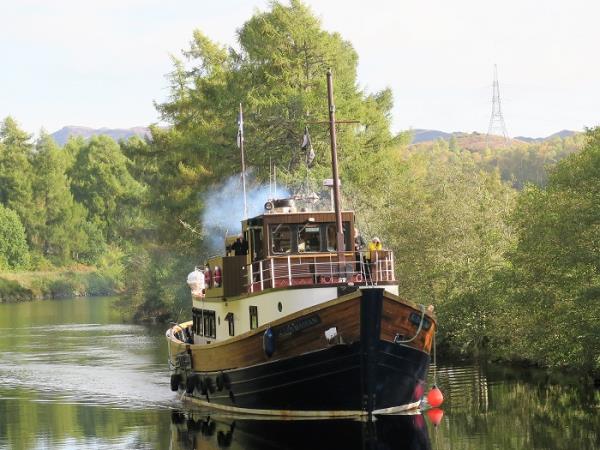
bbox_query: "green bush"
[0,204,30,270]
[0,277,34,302]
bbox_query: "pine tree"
[0,117,35,243]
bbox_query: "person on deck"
[365,237,382,280]
[229,234,248,256]
[354,227,365,273]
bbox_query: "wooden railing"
[246,251,395,293]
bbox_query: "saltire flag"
[237,103,244,148]
[301,126,315,166]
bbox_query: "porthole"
[277,302,283,312]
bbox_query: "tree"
[150,0,394,244]
[503,127,600,374]
[0,204,30,270]
[70,135,144,243]
[29,133,90,264]
[0,117,35,242]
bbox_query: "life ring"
[354,273,363,282]
[204,267,212,288]
[214,266,222,287]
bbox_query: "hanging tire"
[170,374,182,392]
[222,373,231,390]
[196,376,206,394]
[186,374,197,394]
[216,373,224,391]
[204,377,215,394]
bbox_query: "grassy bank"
[0,266,120,302]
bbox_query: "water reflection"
[170,410,432,450]
[429,362,600,450]
[0,297,173,410]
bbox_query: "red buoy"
[426,408,444,426]
[427,385,444,407]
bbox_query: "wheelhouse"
[202,208,395,299]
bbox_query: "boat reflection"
[170,409,432,450]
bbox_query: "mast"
[238,103,248,219]
[326,69,346,269]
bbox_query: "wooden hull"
[167,288,435,416]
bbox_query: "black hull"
[184,289,430,414]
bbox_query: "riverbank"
[0,267,120,302]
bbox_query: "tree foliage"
[0,204,30,270]
[70,135,144,243]
[29,133,89,264]
[499,128,600,373]
[147,0,393,244]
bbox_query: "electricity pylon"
[487,64,509,145]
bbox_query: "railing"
[246,251,395,293]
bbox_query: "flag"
[301,126,315,166]
[237,103,244,148]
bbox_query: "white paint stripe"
[182,394,421,417]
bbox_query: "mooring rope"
[394,303,426,344]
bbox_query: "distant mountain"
[513,136,538,143]
[496,129,577,144]
[410,129,453,144]
[545,129,578,140]
[412,129,579,146]
[50,126,150,146]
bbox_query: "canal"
[0,297,597,449]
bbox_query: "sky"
[1,0,598,138]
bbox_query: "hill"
[410,129,453,144]
[51,126,150,146]
[412,129,579,148]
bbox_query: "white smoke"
[200,172,290,255]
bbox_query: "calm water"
[0,297,597,450]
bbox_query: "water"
[0,297,598,450]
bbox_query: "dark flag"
[237,105,244,148]
[301,126,315,166]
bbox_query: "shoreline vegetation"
[1,1,597,378]
[0,267,120,303]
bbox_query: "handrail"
[245,250,396,293]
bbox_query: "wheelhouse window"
[297,225,321,252]
[250,227,264,261]
[326,224,337,251]
[271,225,292,254]
[325,222,352,251]
[249,306,258,329]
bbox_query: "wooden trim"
[192,289,361,350]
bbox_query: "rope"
[394,304,426,344]
[432,329,437,386]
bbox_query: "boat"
[166,71,437,417]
